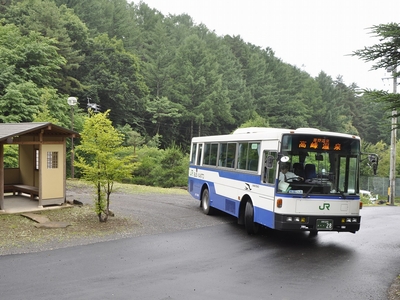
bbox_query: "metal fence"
[360,176,397,197]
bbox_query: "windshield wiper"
[303,185,315,198]
[338,189,346,199]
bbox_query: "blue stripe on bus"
[207,181,240,217]
[275,193,360,200]
[254,206,275,228]
[189,177,241,217]
[192,166,261,184]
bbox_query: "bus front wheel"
[244,201,259,235]
[201,189,213,215]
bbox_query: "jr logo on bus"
[319,203,330,210]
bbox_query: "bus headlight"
[342,218,358,223]
[286,216,308,223]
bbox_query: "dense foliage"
[0,0,399,180]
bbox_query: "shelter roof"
[0,122,78,143]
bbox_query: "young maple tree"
[75,109,135,222]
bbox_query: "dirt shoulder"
[389,277,400,300]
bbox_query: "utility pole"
[67,97,78,179]
[389,68,397,205]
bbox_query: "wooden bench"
[4,184,39,200]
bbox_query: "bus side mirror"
[266,155,275,169]
[368,154,379,175]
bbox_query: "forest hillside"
[0,0,396,178]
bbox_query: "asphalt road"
[0,192,399,300]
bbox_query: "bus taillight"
[359,201,363,209]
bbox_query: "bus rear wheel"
[201,188,213,215]
[244,201,259,235]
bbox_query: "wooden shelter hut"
[0,123,78,212]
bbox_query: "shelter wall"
[19,145,36,187]
[4,168,20,184]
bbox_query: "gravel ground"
[68,185,235,236]
[0,183,234,256]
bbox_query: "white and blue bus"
[188,127,378,235]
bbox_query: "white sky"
[140,0,400,91]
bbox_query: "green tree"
[215,42,252,132]
[353,23,400,74]
[4,0,88,95]
[361,91,393,144]
[0,82,40,122]
[4,145,18,168]
[0,23,67,123]
[75,110,135,222]
[33,90,60,125]
[131,146,162,186]
[153,145,189,188]
[146,96,182,135]
[0,23,66,88]
[139,10,175,98]
[126,130,146,154]
[32,89,84,128]
[315,72,344,131]
[245,49,274,122]
[352,23,400,171]
[171,34,232,138]
[268,64,309,128]
[79,34,149,126]
[239,112,269,128]
[352,23,400,117]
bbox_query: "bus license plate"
[316,219,333,230]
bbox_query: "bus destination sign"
[298,138,341,151]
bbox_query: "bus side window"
[210,143,218,166]
[248,143,260,171]
[202,143,209,165]
[227,143,237,168]
[196,144,203,166]
[203,143,218,166]
[190,143,197,164]
[237,142,249,170]
[219,143,227,167]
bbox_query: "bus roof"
[191,127,360,142]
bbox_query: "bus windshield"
[278,133,360,196]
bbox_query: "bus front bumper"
[274,214,361,233]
